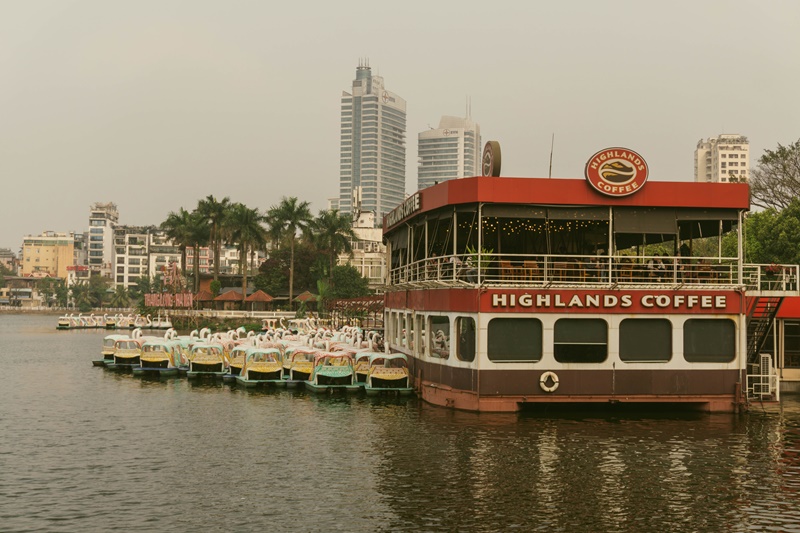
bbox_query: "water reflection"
[1,314,800,532]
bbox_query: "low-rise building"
[20,231,75,279]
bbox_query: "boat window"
[456,317,476,362]
[429,316,450,359]
[619,319,672,362]
[385,311,393,345]
[784,321,800,369]
[554,319,607,363]
[416,314,427,357]
[395,312,403,346]
[407,312,415,350]
[401,314,409,349]
[684,319,735,362]
[487,318,542,362]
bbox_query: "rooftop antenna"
[548,133,555,178]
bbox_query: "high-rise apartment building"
[339,61,407,225]
[88,202,119,278]
[418,115,481,191]
[694,134,750,183]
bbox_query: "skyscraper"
[417,115,481,191]
[694,134,750,183]
[339,61,407,225]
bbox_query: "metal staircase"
[746,296,783,365]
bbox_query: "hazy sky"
[2,0,799,251]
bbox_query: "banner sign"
[144,292,194,308]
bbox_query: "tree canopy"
[328,264,371,300]
[741,199,800,265]
[749,138,800,210]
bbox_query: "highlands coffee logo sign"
[585,147,649,197]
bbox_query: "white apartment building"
[114,226,150,288]
[88,202,119,278]
[113,226,182,289]
[418,115,481,191]
[694,134,750,183]
[339,60,407,226]
[338,210,386,291]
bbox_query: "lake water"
[1,313,799,532]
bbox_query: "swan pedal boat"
[132,339,185,378]
[94,334,129,367]
[284,349,316,388]
[106,337,145,371]
[186,342,228,379]
[304,353,360,394]
[234,347,285,388]
[364,354,414,396]
[222,344,249,383]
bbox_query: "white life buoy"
[539,371,559,393]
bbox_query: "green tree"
[328,265,371,300]
[312,209,357,283]
[186,210,211,292]
[54,280,69,307]
[225,203,267,304]
[210,280,221,297]
[253,257,286,299]
[253,242,320,304]
[750,138,800,210]
[88,275,110,308]
[129,275,151,309]
[70,281,92,312]
[36,277,61,307]
[267,197,313,304]
[738,201,800,265]
[197,195,232,281]
[109,286,130,308]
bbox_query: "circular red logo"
[584,147,649,197]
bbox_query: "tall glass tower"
[339,61,407,225]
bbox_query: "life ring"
[539,371,559,393]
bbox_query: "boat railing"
[743,263,799,292]
[388,254,798,290]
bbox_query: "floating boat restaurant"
[381,143,799,412]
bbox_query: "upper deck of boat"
[382,176,797,297]
[386,251,799,296]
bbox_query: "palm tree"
[109,286,130,308]
[312,209,357,283]
[186,210,211,293]
[197,195,231,282]
[225,203,267,305]
[161,208,194,278]
[70,281,91,312]
[267,197,313,304]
